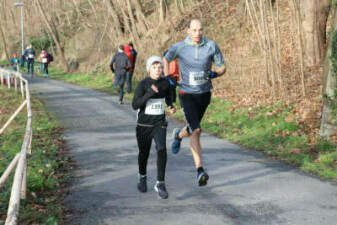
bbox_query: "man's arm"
[110,55,115,72]
[214,65,226,77]
[163,57,170,77]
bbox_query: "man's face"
[149,63,163,80]
[187,20,203,43]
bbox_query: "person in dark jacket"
[125,42,138,93]
[110,45,131,104]
[24,44,35,77]
[132,56,175,199]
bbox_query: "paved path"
[29,76,337,225]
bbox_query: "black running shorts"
[179,92,211,133]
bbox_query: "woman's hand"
[168,106,176,114]
[151,84,159,93]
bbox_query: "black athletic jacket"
[110,52,131,73]
[132,77,174,126]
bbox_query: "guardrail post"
[28,131,32,155]
[7,72,10,89]
[20,162,27,200]
[15,76,18,92]
[20,78,24,99]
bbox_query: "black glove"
[166,76,177,86]
[204,71,219,80]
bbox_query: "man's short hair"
[188,19,202,28]
[128,42,134,48]
[118,45,124,51]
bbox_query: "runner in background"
[127,42,138,93]
[110,45,131,104]
[124,45,134,93]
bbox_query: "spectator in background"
[10,53,18,71]
[20,54,25,68]
[110,45,131,104]
[40,49,50,77]
[24,44,35,76]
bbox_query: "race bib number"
[145,98,165,115]
[28,54,34,59]
[189,71,207,86]
[42,58,48,63]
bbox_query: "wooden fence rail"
[0,68,32,225]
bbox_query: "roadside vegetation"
[45,68,337,181]
[0,86,69,225]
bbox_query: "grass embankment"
[0,86,69,225]
[46,68,337,181]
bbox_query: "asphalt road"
[29,76,337,225]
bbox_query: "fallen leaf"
[291,148,301,154]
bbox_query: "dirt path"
[29,76,337,225]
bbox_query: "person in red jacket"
[124,45,134,93]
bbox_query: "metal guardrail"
[0,68,32,225]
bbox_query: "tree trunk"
[35,0,69,72]
[105,0,123,39]
[159,0,167,22]
[0,22,10,60]
[320,10,337,137]
[126,0,140,39]
[132,0,149,32]
[116,0,137,43]
[301,0,331,66]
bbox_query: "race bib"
[145,98,165,115]
[28,54,34,59]
[189,71,207,86]
[42,58,48,63]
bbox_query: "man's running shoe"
[118,100,123,105]
[197,171,209,186]
[171,128,182,154]
[154,182,168,199]
[137,175,147,193]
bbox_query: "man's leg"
[114,72,120,89]
[190,128,202,168]
[126,71,133,93]
[27,60,30,73]
[46,63,49,76]
[118,73,126,103]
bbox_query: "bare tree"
[159,0,167,22]
[301,0,331,66]
[35,0,69,72]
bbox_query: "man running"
[163,19,226,186]
[110,45,131,104]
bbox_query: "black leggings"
[136,125,167,182]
